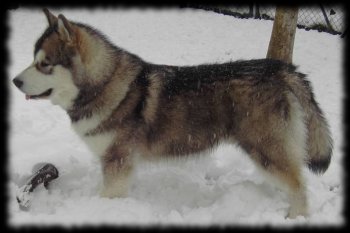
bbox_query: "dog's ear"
[43,8,58,27]
[57,14,75,43]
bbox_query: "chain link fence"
[185,4,346,37]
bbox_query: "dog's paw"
[100,184,128,199]
[285,207,309,219]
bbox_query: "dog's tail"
[305,100,333,174]
[286,71,333,174]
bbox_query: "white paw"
[100,185,128,198]
[286,206,308,219]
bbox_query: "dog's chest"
[71,116,116,157]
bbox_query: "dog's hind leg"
[100,145,133,198]
[241,134,308,218]
[238,93,309,218]
[249,146,308,218]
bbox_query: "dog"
[12,9,333,219]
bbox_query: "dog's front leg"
[100,145,133,198]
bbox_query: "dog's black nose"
[13,78,23,88]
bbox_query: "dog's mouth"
[25,89,53,100]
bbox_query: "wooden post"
[266,6,299,64]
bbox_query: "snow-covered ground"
[8,8,344,227]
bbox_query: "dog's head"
[12,9,80,109]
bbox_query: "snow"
[8,8,344,227]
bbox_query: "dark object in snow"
[16,163,59,210]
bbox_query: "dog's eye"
[41,62,50,67]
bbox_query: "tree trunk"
[266,6,299,64]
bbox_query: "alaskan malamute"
[12,9,333,218]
